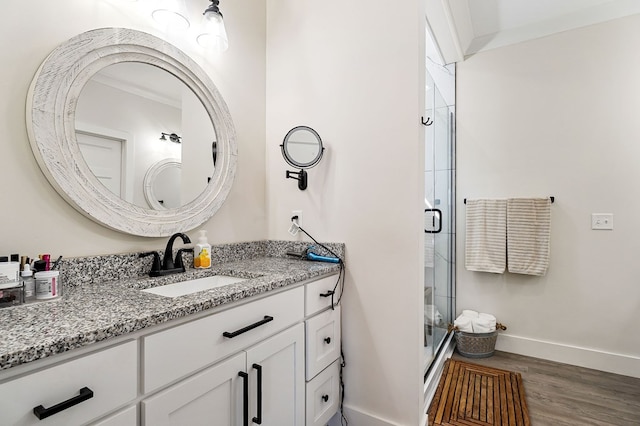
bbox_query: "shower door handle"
[425,208,442,234]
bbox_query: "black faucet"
[162,232,191,270]
[139,232,192,277]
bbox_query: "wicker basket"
[454,330,498,358]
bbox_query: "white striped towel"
[507,198,551,276]
[465,199,507,273]
[424,234,434,268]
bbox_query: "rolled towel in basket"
[472,313,497,333]
[424,305,443,326]
[462,309,479,318]
[454,315,474,333]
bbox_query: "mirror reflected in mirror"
[75,62,216,210]
[143,158,182,210]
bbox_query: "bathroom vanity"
[11,24,345,426]
[0,250,342,426]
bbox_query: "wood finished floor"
[449,351,640,426]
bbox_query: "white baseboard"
[496,333,640,378]
[332,405,404,426]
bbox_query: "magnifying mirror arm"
[286,169,308,190]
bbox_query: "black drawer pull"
[33,387,94,420]
[252,364,263,424]
[320,291,334,298]
[238,372,249,426]
[223,316,274,338]
[324,337,331,344]
[322,394,329,402]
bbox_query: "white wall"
[266,1,426,424]
[0,0,266,257]
[456,14,640,377]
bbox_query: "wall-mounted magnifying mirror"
[280,126,324,190]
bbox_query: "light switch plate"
[591,213,614,230]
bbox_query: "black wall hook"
[421,116,433,126]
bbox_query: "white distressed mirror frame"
[26,28,237,237]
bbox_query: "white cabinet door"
[246,323,305,426]
[142,353,245,426]
[90,405,137,426]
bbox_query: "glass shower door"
[423,69,455,375]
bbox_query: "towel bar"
[463,196,554,204]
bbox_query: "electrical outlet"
[291,210,303,228]
[591,213,613,230]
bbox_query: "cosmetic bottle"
[194,230,212,269]
[21,264,36,303]
[35,270,61,300]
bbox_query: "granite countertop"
[0,256,341,371]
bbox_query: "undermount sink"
[141,275,248,298]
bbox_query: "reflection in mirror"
[75,62,216,210]
[144,159,182,210]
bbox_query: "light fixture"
[152,0,190,31]
[160,132,182,143]
[197,0,229,52]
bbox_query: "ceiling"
[427,0,640,64]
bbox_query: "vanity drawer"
[305,306,341,380]
[0,341,137,426]
[305,274,339,316]
[306,360,341,426]
[143,286,304,392]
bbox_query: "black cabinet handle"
[322,394,329,402]
[223,316,274,338]
[239,372,249,426]
[324,337,331,344]
[33,387,94,420]
[320,291,335,298]
[252,364,263,424]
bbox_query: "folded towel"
[424,234,434,268]
[475,313,497,332]
[507,198,551,276]
[478,312,496,324]
[462,309,479,318]
[465,199,507,273]
[472,321,496,333]
[454,315,474,333]
[424,304,442,326]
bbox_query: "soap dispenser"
[194,230,212,269]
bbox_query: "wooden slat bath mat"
[428,358,530,426]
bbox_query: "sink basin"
[141,275,247,298]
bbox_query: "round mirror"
[75,62,214,210]
[144,158,182,210]
[26,28,237,237]
[281,126,324,169]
